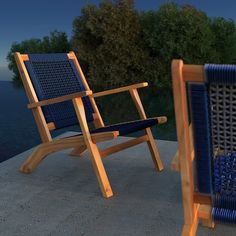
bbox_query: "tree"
[7,31,71,85]
[139,3,218,88]
[210,17,236,64]
[72,0,150,90]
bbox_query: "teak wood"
[14,51,167,198]
[171,60,214,235]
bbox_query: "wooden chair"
[14,51,167,198]
[172,60,236,235]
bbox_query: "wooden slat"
[194,192,212,205]
[171,150,180,171]
[93,82,148,98]
[28,91,92,109]
[70,145,87,157]
[171,150,194,172]
[92,113,104,128]
[182,204,200,236]
[20,131,119,173]
[129,88,164,171]
[171,124,194,172]
[68,51,105,128]
[21,54,29,61]
[47,122,56,130]
[100,135,148,158]
[73,97,113,198]
[14,52,52,143]
[172,59,195,224]
[198,204,212,220]
[189,123,195,160]
[201,219,215,229]
[182,65,205,82]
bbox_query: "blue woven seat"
[91,118,158,136]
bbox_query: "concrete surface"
[0,133,235,236]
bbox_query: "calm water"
[0,81,176,163]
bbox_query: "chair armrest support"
[92,82,148,98]
[129,88,147,119]
[129,88,167,123]
[28,90,92,109]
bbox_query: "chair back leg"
[70,145,87,157]
[129,88,164,171]
[146,128,164,171]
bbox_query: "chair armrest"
[92,82,148,98]
[28,90,92,109]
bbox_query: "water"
[0,81,176,163]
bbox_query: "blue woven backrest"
[205,64,236,84]
[189,64,236,223]
[189,84,213,194]
[190,64,236,195]
[24,53,94,129]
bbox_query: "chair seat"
[91,118,159,136]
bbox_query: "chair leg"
[70,145,87,157]
[146,128,164,171]
[201,219,215,229]
[20,145,48,173]
[182,224,198,236]
[88,143,113,198]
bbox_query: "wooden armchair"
[15,51,167,198]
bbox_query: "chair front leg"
[73,97,113,198]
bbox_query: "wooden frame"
[14,51,167,198]
[171,60,214,235]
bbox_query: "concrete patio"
[0,133,235,236]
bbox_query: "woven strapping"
[24,53,94,129]
[204,64,236,223]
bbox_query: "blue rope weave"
[212,152,236,223]
[214,153,236,197]
[24,53,94,129]
[213,194,236,210]
[205,64,236,84]
[212,207,236,223]
[205,63,236,223]
[188,64,236,223]
[189,84,213,194]
[91,118,158,136]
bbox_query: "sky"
[1,0,236,79]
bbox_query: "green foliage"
[72,0,151,90]
[7,31,71,85]
[209,17,236,63]
[72,1,236,90]
[139,3,217,88]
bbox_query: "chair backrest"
[205,64,236,154]
[25,53,94,129]
[188,64,236,194]
[172,60,236,225]
[15,52,96,130]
